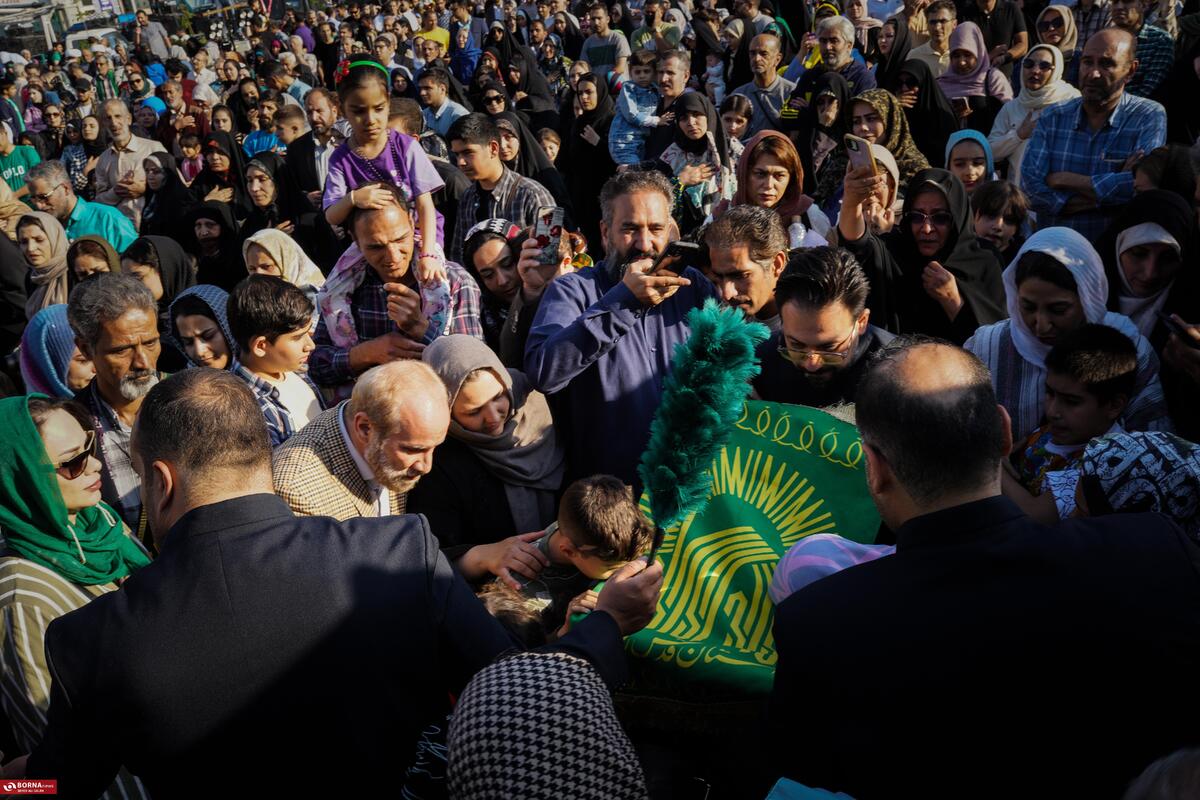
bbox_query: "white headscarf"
[242,228,326,296]
[1003,226,1111,366]
[1115,222,1180,338]
[1015,44,1080,112]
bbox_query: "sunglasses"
[484,94,505,103]
[778,344,853,366]
[905,211,955,227]
[1022,57,1054,71]
[1037,17,1064,30]
[56,430,97,480]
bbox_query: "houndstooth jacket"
[271,402,406,520]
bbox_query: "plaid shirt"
[233,364,326,448]
[76,381,144,529]
[1073,0,1111,54]
[449,166,556,265]
[1021,92,1166,241]
[309,262,485,387]
[1126,24,1174,98]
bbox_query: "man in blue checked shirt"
[1109,0,1173,98]
[1021,28,1166,241]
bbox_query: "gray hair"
[349,360,449,434]
[599,170,675,225]
[100,98,130,120]
[705,204,788,267]
[817,15,855,46]
[27,159,69,188]
[68,273,158,348]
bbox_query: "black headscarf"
[184,201,244,291]
[141,152,197,239]
[80,115,108,158]
[391,66,418,99]
[571,72,615,133]
[1165,36,1200,145]
[567,73,617,254]
[508,50,557,114]
[487,25,517,66]
[878,169,1006,338]
[799,71,852,196]
[477,78,516,112]
[492,110,572,210]
[126,235,196,314]
[897,59,958,169]
[193,130,252,216]
[874,16,913,94]
[243,151,307,229]
[806,70,852,138]
[670,91,731,171]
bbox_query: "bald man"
[770,338,1200,797]
[732,33,795,136]
[1022,28,1166,240]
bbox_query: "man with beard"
[752,247,894,408]
[272,361,449,519]
[732,33,796,137]
[1022,29,1166,240]
[523,170,717,488]
[286,88,341,207]
[705,204,788,332]
[68,274,162,528]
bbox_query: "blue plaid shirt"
[309,262,485,387]
[1127,24,1174,98]
[1021,92,1166,241]
[233,364,326,448]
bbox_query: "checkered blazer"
[271,403,406,520]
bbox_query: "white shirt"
[336,402,392,517]
[268,371,321,431]
[313,132,336,187]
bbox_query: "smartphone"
[533,206,565,267]
[648,240,701,274]
[844,133,877,176]
[1157,311,1200,349]
[951,96,970,114]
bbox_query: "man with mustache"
[68,274,162,528]
[752,246,895,408]
[522,170,717,489]
[705,204,788,332]
[273,360,448,520]
[1022,28,1167,241]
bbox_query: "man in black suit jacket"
[285,86,339,205]
[18,369,662,798]
[770,339,1200,798]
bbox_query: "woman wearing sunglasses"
[1033,5,1078,85]
[987,43,1079,191]
[839,166,1007,344]
[0,395,150,793]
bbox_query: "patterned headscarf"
[447,652,648,800]
[1079,432,1200,543]
[850,90,929,188]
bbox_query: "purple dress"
[323,129,446,246]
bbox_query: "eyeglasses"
[483,94,504,104]
[55,430,97,480]
[905,210,954,228]
[778,327,858,367]
[1022,57,1054,71]
[28,184,65,204]
[1037,17,1064,30]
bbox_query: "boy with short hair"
[608,49,662,165]
[273,104,309,148]
[516,474,654,633]
[178,132,204,184]
[227,274,324,448]
[1001,323,1136,523]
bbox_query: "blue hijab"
[19,304,77,398]
[167,284,238,370]
[944,129,994,179]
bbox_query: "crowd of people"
[1,0,1200,796]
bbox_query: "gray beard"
[117,371,159,402]
[365,435,423,494]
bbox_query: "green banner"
[627,400,880,699]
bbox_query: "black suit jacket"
[284,130,322,195]
[27,494,627,798]
[771,496,1200,798]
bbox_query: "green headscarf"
[0,395,151,585]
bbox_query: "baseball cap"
[72,77,92,91]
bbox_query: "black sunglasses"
[56,430,97,480]
[905,211,955,227]
[484,94,504,103]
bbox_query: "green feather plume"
[638,299,770,534]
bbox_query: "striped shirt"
[0,554,148,799]
[964,315,1172,441]
[1020,93,1166,241]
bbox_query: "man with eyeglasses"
[25,160,137,252]
[752,246,893,408]
[960,0,1028,78]
[909,0,956,77]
